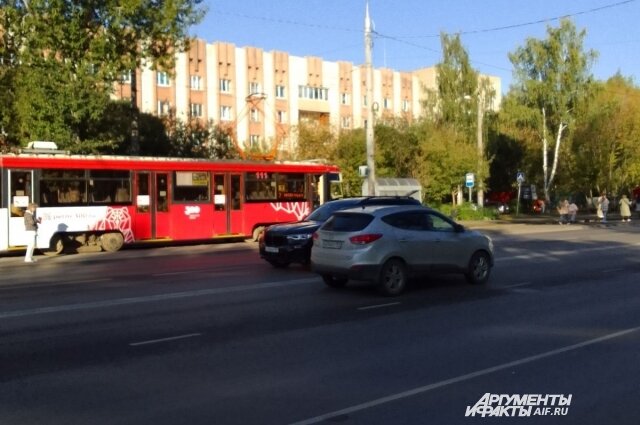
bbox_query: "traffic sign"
[465,173,475,188]
[516,171,525,184]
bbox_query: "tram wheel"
[42,234,65,256]
[100,232,124,252]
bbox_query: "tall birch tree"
[508,19,596,201]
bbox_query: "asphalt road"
[0,222,639,425]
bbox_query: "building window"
[298,85,329,101]
[190,75,203,91]
[157,100,171,116]
[402,99,410,112]
[250,135,260,148]
[220,105,232,121]
[363,95,368,106]
[120,71,132,84]
[220,79,232,93]
[250,108,260,122]
[341,92,350,105]
[157,72,170,87]
[341,116,351,129]
[277,110,286,123]
[249,82,261,95]
[275,85,286,98]
[383,98,391,109]
[190,103,203,118]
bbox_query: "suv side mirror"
[454,223,465,233]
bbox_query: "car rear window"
[322,213,374,232]
[306,200,359,222]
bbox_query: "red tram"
[0,146,341,255]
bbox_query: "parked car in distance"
[259,196,421,268]
[311,205,494,296]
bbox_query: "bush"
[436,202,499,221]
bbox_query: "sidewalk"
[462,211,638,228]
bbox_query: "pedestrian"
[599,193,609,223]
[568,201,579,224]
[557,199,569,224]
[619,194,632,222]
[24,202,41,263]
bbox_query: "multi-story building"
[113,39,501,154]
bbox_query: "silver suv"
[311,205,494,296]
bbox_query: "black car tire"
[322,274,348,288]
[465,251,491,285]
[377,259,407,296]
[267,259,290,268]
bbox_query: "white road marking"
[129,333,202,347]
[0,277,318,319]
[503,282,532,289]
[496,243,636,262]
[602,268,624,273]
[289,325,640,425]
[357,302,401,311]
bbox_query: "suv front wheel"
[465,251,491,285]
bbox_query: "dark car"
[259,196,421,268]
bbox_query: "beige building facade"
[114,39,501,153]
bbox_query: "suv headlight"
[287,234,312,242]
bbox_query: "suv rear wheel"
[378,259,407,296]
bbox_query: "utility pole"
[364,1,376,196]
[476,90,484,208]
[130,69,140,155]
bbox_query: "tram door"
[7,170,34,247]
[134,172,171,240]
[212,173,243,235]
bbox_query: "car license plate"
[265,246,279,253]
[322,240,342,249]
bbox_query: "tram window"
[156,174,168,212]
[276,173,306,201]
[39,169,87,206]
[173,171,210,202]
[88,170,131,204]
[213,175,225,211]
[231,174,241,210]
[245,172,276,201]
[10,171,31,217]
[137,173,150,212]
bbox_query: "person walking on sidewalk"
[557,199,569,224]
[568,201,579,224]
[599,193,610,223]
[24,203,41,263]
[619,194,632,222]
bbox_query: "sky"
[192,0,640,93]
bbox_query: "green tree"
[412,120,476,204]
[508,18,597,201]
[166,118,239,160]
[0,0,205,151]
[332,129,366,197]
[426,32,478,133]
[375,119,420,179]
[571,75,640,196]
[293,123,336,161]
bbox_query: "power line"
[396,0,638,39]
